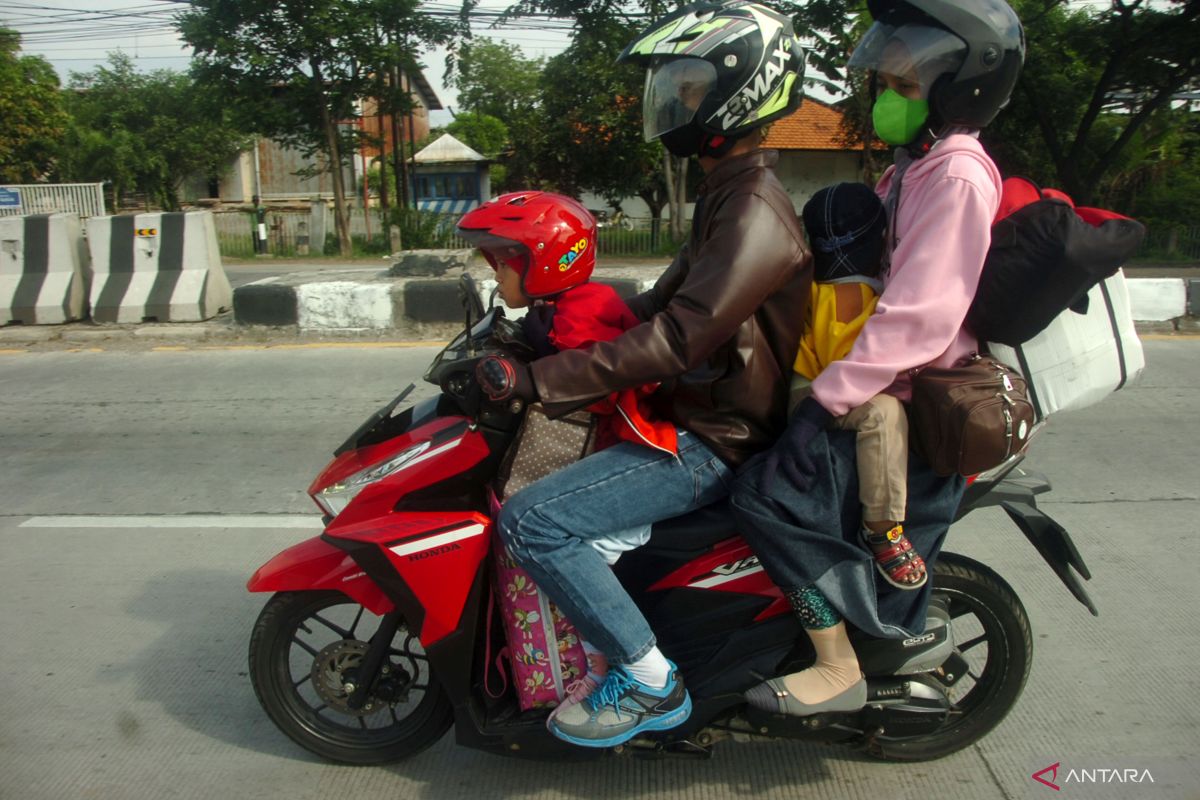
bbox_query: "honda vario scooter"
[247,275,1096,764]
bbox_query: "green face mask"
[872,89,930,146]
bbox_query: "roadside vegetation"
[1,0,1196,260]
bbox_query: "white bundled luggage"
[988,269,1143,421]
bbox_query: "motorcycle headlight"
[314,441,432,517]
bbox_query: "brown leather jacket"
[532,149,813,466]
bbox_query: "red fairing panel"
[308,415,472,493]
[317,422,491,530]
[246,536,395,615]
[328,511,493,646]
[648,536,791,621]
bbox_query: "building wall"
[774,151,864,212]
[211,138,358,203]
[412,162,488,215]
[578,150,862,221]
[359,74,432,162]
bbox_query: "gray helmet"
[619,0,806,143]
[851,0,1025,129]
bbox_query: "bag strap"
[1013,344,1044,422]
[1098,278,1129,391]
[482,588,510,700]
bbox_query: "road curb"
[230,267,659,332]
[4,274,1197,347]
[231,270,1198,332]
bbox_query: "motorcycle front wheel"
[866,553,1033,761]
[249,590,454,765]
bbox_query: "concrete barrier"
[232,268,652,333]
[1125,278,1187,322]
[86,211,233,323]
[230,263,1200,334]
[0,213,87,325]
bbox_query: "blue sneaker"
[547,662,692,748]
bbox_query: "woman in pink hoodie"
[732,0,1025,717]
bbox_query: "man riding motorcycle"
[476,0,814,748]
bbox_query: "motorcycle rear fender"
[246,535,395,615]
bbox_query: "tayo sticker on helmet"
[557,237,588,271]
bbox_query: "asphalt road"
[1,338,1198,799]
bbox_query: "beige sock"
[780,622,862,704]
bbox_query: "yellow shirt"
[793,281,880,380]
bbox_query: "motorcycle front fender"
[247,535,395,616]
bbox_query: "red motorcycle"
[247,275,1096,764]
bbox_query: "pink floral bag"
[492,537,589,710]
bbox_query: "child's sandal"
[861,524,927,591]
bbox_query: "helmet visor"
[848,22,967,100]
[457,229,530,275]
[643,56,718,142]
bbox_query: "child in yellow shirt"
[795,182,925,590]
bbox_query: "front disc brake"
[309,639,379,716]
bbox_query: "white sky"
[1,0,573,127]
[5,0,1139,127]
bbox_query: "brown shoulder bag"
[909,353,1036,477]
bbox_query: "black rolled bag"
[966,177,1146,347]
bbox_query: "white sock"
[623,646,671,689]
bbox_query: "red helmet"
[456,191,597,299]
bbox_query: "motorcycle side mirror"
[457,273,486,355]
[457,272,485,326]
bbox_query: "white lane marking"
[19,515,324,529]
[388,523,487,557]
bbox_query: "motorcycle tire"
[866,553,1032,762]
[249,590,454,765]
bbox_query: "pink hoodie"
[811,133,1002,416]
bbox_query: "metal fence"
[1138,225,1200,260]
[0,183,105,218]
[212,209,682,260]
[213,208,473,257]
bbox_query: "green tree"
[178,0,459,255]
[0,29,68,183]
[539,20,681,235]
[453,39,544,122]
[1115,108,1200,243]
[57,54,251,210]
[446,111,510,188]
[451,39,545,190]
[987,0,1200,206]
[446,111,509,156]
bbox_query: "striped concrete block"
[86,211,233,323]
[1125,278,1187,322]
[297,280,400,331]
[233,278,299,326]
[0,213,87,325]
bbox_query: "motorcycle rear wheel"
[866,553,1033,761]
[249,590,454,765]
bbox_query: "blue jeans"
[497,430,733,664]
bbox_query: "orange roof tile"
[764,98,855,151]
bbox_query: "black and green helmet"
[619,0,806,145]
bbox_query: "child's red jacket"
[545,282,678,456]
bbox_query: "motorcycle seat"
[646,500,740,555]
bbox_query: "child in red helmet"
[458,191,677,704]
[458,191,676,465]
